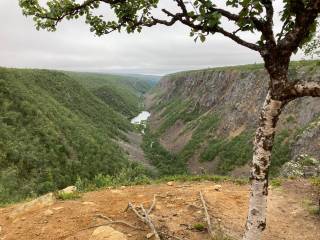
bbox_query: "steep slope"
[0,68,147,204]
[146,61,320,176]
[67,72,155,118]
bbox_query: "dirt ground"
[0,180,319,240]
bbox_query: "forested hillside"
[146,61,320,177]
[67,72,154,118]
[0,68,152,204]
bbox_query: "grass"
[193,223,206,231]
[168,59,320,76]
[57,191,81,200]
[270,178,283,187]
[302,199,320,216]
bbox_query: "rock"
[59,186,77,194]
[213,185,222,191]
[167,181,174,186]
[10,193,55,219]
[127,234,133,237]
[146,233,154,239]
[44,209,54,216]
[89,226,127,240]
[120,186,126,189]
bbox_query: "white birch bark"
[243,92,283,240]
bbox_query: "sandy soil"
[0,180,319,240]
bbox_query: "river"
[131,111,151,124]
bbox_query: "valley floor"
[0,180,319,240]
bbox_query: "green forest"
[0,68,154,204]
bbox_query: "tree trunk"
[243,91,284,240]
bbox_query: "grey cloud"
[0,1,306,75]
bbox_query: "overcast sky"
[0,1,309,75]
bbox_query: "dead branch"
[95,214,144,230]
[199,191,215,238]
[141,204,161,240]
[148,195,157,214]
[128,202,161,240]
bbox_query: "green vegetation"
[0,67,150,205]
[200,131,254,174]
[155,99,202,135]
[73,173,248,194]
[75,162,152,191]
[171,60,320,76]
[269,130,291,176]
[142,128,187,176]
[193,223,205,231]
[270,178,283,188]
[178,114,220,163]
[66,72,154,118]
[302,199,320,216]
[57,191,81,200]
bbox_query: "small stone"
[44,209,54,216]
[120,186,126,189]
[146,233,154,239]
[53,207,64,211]
[90,226,127,240]
[167,181,174,186]
[127,234,133,237]
[59,186,77,194]
[213,184,222,191]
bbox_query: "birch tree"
[19,0,320,239]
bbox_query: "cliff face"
[146,61,320,176]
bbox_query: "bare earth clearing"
[0,180,319,240]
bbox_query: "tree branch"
[281,81,320,101]
[215,27,261,51]
[279,0,320,52]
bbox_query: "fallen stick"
[128,202,161,240]
[148,195,157,214]
[95,214,144,230]
[141,204,161,240]
[199,191,215,239]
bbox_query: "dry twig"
[95,214,144,230]
[148,195,157,214]
[199,191,215,238]
[128,202,161,240]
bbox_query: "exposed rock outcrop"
[147,62,320,175]
[9,193,55,219]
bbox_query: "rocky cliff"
[146,61,320,177]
